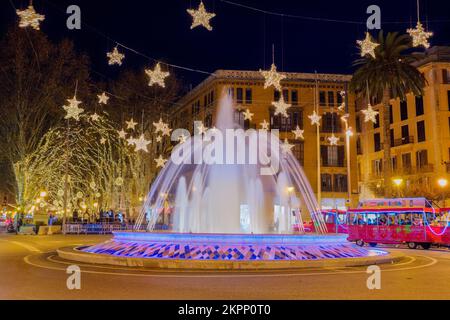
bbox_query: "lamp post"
[438,178,448,207]
[341,114,353,206]
[392,178,404,198]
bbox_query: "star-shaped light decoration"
[196,122,208,135]
[407,21,433,49]
[90,113,100,122]
[62,96,84,121]
[126,118,138,131]
[156,136,162,143]
[154,155,168,168]
[187,1,216,31]
[145,63,170,88]
[127,137,137,146]
[281,139,294,155]
[153,118,166,134]
[117,129,127,139]
[357,32,379,59]
[272,96,292,118]
[308,111,322,126]
[100,137,107,145]
[98,92,109,105]
[328,134,340,146]
[260,120,270,131]
[178,134,189,144]
[107,47,125,66]
[115,177,124,187]
[134,134,151,153]
[292,126,304,140]
[361,104,379,124]
[338,102,346,112]
[260,63,286,92]
[161,125,172,137]
[243,109,254,121]
[16,5,45,30]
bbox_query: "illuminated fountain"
[66,94,390,269]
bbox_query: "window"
[236,88,243,104]
[283,89,289,103]
[372,159,383,176]
[356,115,361,133]
[415,96,424,116]
[417,121,426,142]
[389,105,394,124]
[374,114,380,129]
[291,90,298,105]
[416,150,428,169]
[401,125,410,143]
[400,101,408,121]
[392,156,398,172]
[292,111,303,128]
[191,100,200,116]
[292,142,304,166]
[334,175,348,193]
[234,110,245,128]
[321,174,333,192]
[245,88,252,104]
[274,90,281,101]
[443,69,449,84]
[321,145,344,167]
[402,153,412,174]
[205,114,213,128]
[447,91,450,111]
[328,92,335,107]
[390,129,395,147]
[374,133,381,152]
[356,137,362,155]
[321,113,341,133]
[337,92,343,105]
[319,91,326,106]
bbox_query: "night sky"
[2,0,450,87]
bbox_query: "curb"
[57,246,404,270]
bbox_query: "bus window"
[403,214,412,226]
[348,213,357,225]
[325,213,335,224]
[388,213,397,225]
[337,214,346,225]
[379,214,388,226]
[412,214,423,226]
[367,213,377,225]
[357,214,366,225]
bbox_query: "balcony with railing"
[417,164,435,173]
[393,136,414,147]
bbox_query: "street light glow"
[393,178,403,187]
[438,178,448,188]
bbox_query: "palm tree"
[350,31,426,198]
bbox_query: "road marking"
[0,240,42,253]
[23,254,436,279]
[46,254,417,274]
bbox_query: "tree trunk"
[382,89,392,198]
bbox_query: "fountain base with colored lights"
[59,94,397,269]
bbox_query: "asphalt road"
[0,233,449,300]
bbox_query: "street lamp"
[40,191,47,198]
[438,178,448,188]
[341,114,353,207]
[393,178,403,187]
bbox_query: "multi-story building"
[357,46,450,205]
[170,69,359,211]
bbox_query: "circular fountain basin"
[57,232,400,270]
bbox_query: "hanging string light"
[260,64,286,92]
[107,46,125,66]
[187,1,216,31]
[308,110,322,126]
[292,126,304,140]
[357,32,379,59]
[260,120,270,131]
[97,92,109,105]
[272,96,291,118]
[145,63,170,88]
[16,2,45,30]
[154,155,168,168]
[133,134,151,153]
[126,118,138,131]
[407,0,433,48]
[361,81,379,124]
[243,109,254,121]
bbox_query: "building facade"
[170,69,359,210]
[357,46,450,206]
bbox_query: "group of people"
[69,209,136,225]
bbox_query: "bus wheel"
[356,240,365,247]
[369,243,378,248]
[421,243,431,250]
[407,242,418,250]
